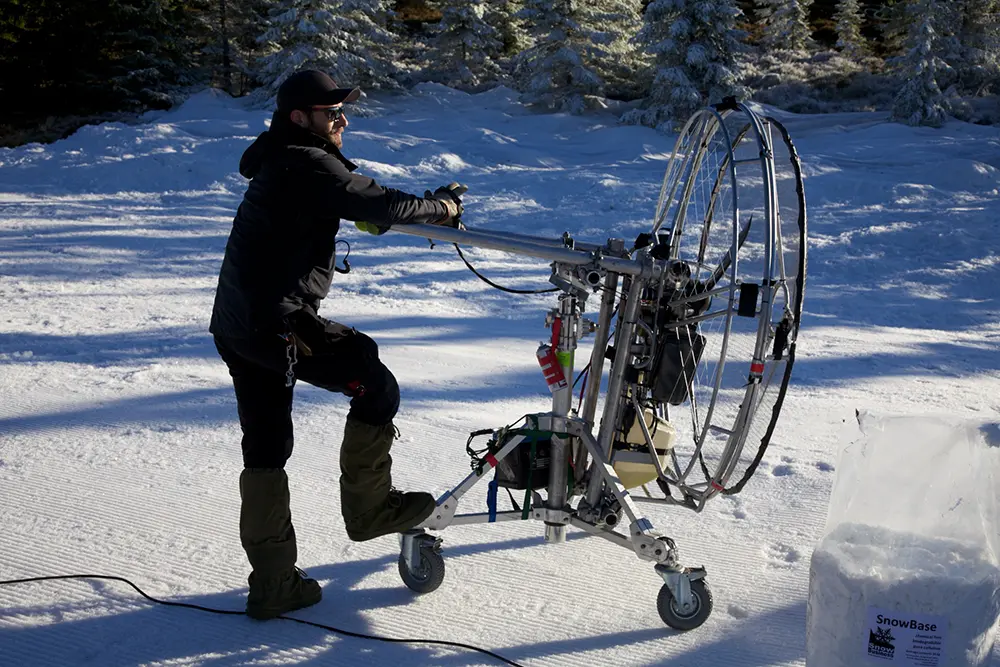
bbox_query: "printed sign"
[864,607,947,666]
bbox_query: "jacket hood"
[238,111,357,178]
[238,132,272,179]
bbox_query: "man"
[210,69,463,620]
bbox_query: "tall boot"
[340,416,435,542]
[240,468,322,619]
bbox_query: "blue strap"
[487,476,498,522]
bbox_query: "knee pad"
[350,362,399,426]
[352,331,380,361]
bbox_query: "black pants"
[215,317,400,469]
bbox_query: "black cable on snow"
[0,574,526,667]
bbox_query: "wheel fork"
[655,564,707,614]
[400,529,441,572]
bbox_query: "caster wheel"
[657,578,713,630]
[398,546,445,594]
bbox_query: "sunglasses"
[312,106,345,121]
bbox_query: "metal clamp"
[421,492,459,530]
[630,522,678,565]
[532,506,572,524]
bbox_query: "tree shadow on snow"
[0,314,585,441]
[646,602,807,667]
[789,339,1000,387]
[0,531,707,667]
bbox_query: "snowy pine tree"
[512,0,606,113]
[891,0,950,127]
[757,0,814,53]
[256,0,340,96]
[834,0,867,60]
[486,0,529,58]
[755,0,778,25]
[256,0,398,97]
[875,0,910,55]
[953,0,1000,95]
[106,0,202,107]
[196,0,270,94]
[625,0,748,130]
[588,0,646,99]
[432,0,504,90]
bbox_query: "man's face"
[306,105,348,148]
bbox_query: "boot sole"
[346,502,436,542]
[246,590,322,620]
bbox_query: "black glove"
[426,182,468,229]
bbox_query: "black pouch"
[652,329,706,405]
[494,436,552,490]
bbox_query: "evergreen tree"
[875,0,909,55]
[256,0,339,96]
[953,0,1000,95]
[232,0,273,93]
[0,0,198,126]
[257,0,398,97]
[891,0,949,127]
[625,0,748,130]
[757,0,814,53]
[432,0,504,90]
[754,0,779,30]
[485,0,529,58]
[195,0,270,94]
[512,0,606,113]
[834,0,867,59]
[588,0,646,99]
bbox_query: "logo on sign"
[868,626,896,660]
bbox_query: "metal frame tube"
[545,294,578,543]
[583,275,644,508]
[694,103,780,499]
[458,228,605,253]
[581,272,618,427]
[574,271,619,485]
[389,224,649,277]
[419,433,527,531]
[449,511,526,526]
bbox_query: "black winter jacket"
[210,114,448,338]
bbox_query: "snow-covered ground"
[0,85,998,666]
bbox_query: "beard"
[307,119,343,149]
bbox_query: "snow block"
[806,413,1000,667]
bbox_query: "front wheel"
[398,547,445,594]
[657,578,713,630]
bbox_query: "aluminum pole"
[545,293,578,543]
[583,274,644,508]
[389,224,648,277]
[573,271,619,485]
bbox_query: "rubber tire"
[656,578,713,631]
[398,546,445,594]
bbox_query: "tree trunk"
[220,0,231,94]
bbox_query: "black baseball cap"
[276,70,362,111]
